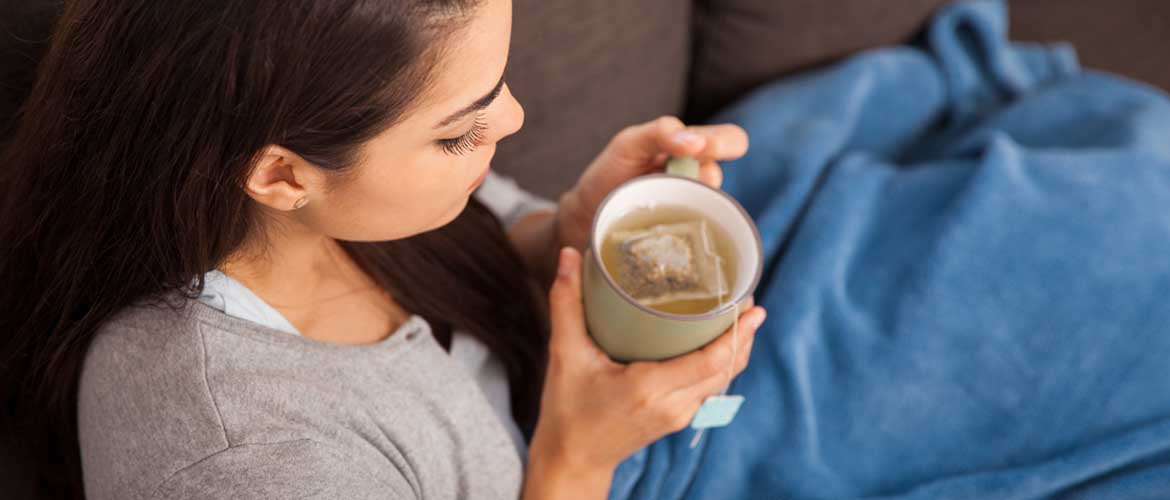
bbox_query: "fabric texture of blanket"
[608,1,1170,498]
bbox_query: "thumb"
[548,247,587,349]
[547,247,613,368]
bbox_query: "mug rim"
[588,174,764,322]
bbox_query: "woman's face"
[269,0,523,242]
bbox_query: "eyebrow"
[433,75,506,129]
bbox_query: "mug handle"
[665,156,701,180]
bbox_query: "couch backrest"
[497,0,950,198]
[495,0,693,198]
[499,0,1170,199]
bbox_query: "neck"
[220,217,376,310]
[218,212,410,345]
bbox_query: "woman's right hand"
[523,247,767,499]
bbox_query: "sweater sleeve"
[152,440,416,500]
[473,171,557,229]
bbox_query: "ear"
[244,146,322,211]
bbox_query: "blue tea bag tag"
[691,394,744,429]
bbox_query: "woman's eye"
[438,112,487,156]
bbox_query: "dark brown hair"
[0,0,547,497]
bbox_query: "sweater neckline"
[186,299,431,355]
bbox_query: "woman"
[0,0,766,498]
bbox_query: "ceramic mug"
[583,171,764,362]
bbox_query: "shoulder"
[79,299,229,499]
[83,299,208,376]
[153,439,416,500]
[81,298,213,409]
[81,299,216,420]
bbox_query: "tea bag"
[609,219,728,307]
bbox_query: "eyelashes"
[438,112,487,156]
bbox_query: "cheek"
[324,155,477,240]
[403,154,482,205]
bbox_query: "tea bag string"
[710,231,737,394]
[726,302,739,392]
[689,252,737,449]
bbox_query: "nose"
[489,84,524,143]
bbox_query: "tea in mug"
[600,205,737,315]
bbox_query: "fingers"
[618,304,764,435]
[647,306,767,390]
[548,247,584,348]
[651,152,670,168]
[698,160,723,189]
[677,319,757,402]
[682,124,750,162]
[652,124,749,164]
[607,116,750,168]
[608,116,688,164]
[548,247,612,367]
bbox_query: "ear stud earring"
[293,197,308,210]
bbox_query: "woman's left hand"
[555,116,750,251]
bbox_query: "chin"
[426,194,473,232]
[342,195,474,243]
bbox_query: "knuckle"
[671,411,694,432]
[632,395,657,417]
[547,283,575,307]
[614,124,641,144]
[740,328,755,347]
[653,403,680,427]
[545,361,567,383]
[735,354,750,375]
[734,354,752,374]
[547,279,565,299]
[633,388,672,419]
[743,342,756,365]
[701,352,725,377]
[628,379,657,409]
[706,134,723,153]
[654,115,683,130]
[547,342,570,363]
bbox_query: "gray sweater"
[77,298,523,499]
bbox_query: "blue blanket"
[608,1,1170,499]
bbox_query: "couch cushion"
[686,0,948,122]
[687,0,1170,124]
[1010,0,1170,93]
[494,0,692,198]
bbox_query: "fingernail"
[557,247,575,278]
[672,131,703,146]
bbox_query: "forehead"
[411,0,512,124]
